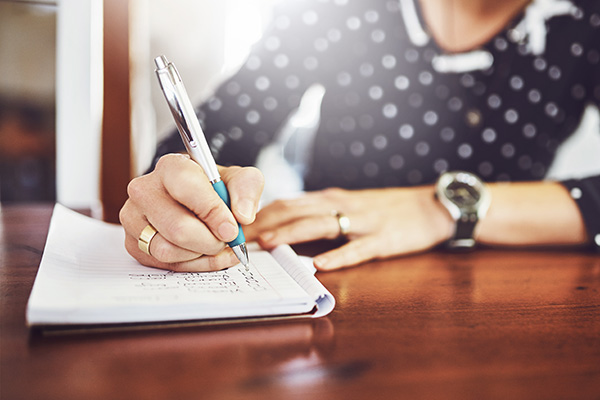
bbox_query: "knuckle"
[270,199,285,209]
[163,219,190,246]
[327,187,342,194]
[166,169,198,199]
[154,156,167,171]
[126,176,145,200]
[196,197,227,223]
[270,199,292,213]
[155,153,177,171]
[118,201,131,226]
[155,154,190,179]
[226,165,242,174]
[323,219,340,240]
[162,218,226,255]
[245,166,265,184]
[150,240,172,263]
[323,187,345,199]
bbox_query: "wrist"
[432,190,456,244]
[476,181,588,247]
[420,185,456,245]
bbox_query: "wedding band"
[138,224,158,256]
[333,211,351,237]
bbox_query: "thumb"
[220,166,264,225]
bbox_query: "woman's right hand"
[119,153,264,272]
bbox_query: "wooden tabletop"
[1,204,599,400]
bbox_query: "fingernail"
[259,231,275,243]
[237,199,255,220]
[218,222,238,241]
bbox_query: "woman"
[120,0,600,271]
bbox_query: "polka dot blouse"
[154,0,600,250]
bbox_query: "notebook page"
[26,205,315,325]
[270,245,335,317]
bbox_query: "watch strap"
[447,213,478,249]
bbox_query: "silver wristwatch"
[435,171,491,249]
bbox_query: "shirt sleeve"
[560,177,600,252]
[558,4,600,252]
[151,0,339,169]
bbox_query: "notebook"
[26,204,335,331]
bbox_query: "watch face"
[445,181,481,207]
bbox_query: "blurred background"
[0,0,274,212]
[1,0,599,219]
[0,1,57,202]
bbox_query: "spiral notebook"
[26,204,335,332]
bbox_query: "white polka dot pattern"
[152,0,600,239]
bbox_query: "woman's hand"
[244,186,454,271]
[119,154,264,271]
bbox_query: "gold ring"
[138,224,158,256]
[333,211,351,237]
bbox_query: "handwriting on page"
[128,267,267,294]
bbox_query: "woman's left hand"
[244,187,454,271]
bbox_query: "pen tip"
[232,243,250,270]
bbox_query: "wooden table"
[1,204,599,400]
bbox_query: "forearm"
[476,181,588,247]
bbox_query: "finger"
[250,194,338,235]
[125,236,239,272]
[155,154,239,243]
[220,166,264,225]
[120,199,219,264]
[126,174,227,256]
[257,214,342,248]
[313,236,384,271]
[121,207,212,265]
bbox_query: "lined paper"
[26,205,334,325]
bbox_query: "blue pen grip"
[212,180,246,247]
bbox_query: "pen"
[153,55,249,269]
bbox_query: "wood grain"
[1,204,599,400]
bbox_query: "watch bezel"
[435,171,491,221]
[435,171,491,249]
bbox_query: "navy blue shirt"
[155,0,600,249]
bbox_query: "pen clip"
[154,56,196,145]
[153,55,221,182]
[173,102,195,144]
